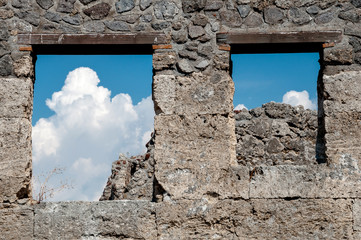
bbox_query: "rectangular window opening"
[231,43,325,167]
[32,46,154,202]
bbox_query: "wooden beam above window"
[217,31,342,44]
[17,33,168,45]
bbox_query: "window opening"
[32,55,154,201]
[232,51,321,166]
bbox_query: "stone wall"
[1,0,361,239]
[236,102,318,166]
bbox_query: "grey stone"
[104,21,130,31]
[182,0,207,13]
[350,37,361,52]
[355,52,361,64]
[57,0,76,13]
[172,21,183,30]
[134,23,146,31]
[36,0,53,10]
[220,9,242,27]
[79,0,96,5]
[0,0,6,6]
[274,0,318,9]
[352,0,361,8]
[140,14,152,22]
[140,0,152,10]
[197,45,212,57]
[44,11,62,23]
[34,201,157,239]
[345,25,361,38]
[210,21,220,31]
[192,13,208,26]
[0,42,9,57]
[179,50,198,60]
[204,0,223,11]
[177,59,194,73]
[116,13,140,23]
[264,6,285,24]
[195,60,209,69]
[0,55,12,76]
[15,11,40,26]
[339,9,360,23]
[188,25,205,39]
[172,29,188,43]
[289,7,312,25]
[115,0,135,14]
[315,11,334,24]
[237,4,251,18]
[306,5,320,14]
[11,0,31,8]
[198,34,211,43]
[83,21,105,32]
[62,14,82,25]
[154,1,179,20]
[0,23,9,40]
[151,21,170,30]
[83,3,111,20]
[319,0,336,10]
[244,12,264,27]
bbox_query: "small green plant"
[33,167,73,203]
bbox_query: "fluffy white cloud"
[32,67,154,201]
[234,104,248,111]
[282,90,316,110]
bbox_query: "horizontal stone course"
[34,201,157,239]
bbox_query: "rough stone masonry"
[1,0,361,239]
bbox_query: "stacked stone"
[235,102,317,166]
[100,133,155,201]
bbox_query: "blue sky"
[32,53,320,201]
[232,52,320,110]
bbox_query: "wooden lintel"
[17,33,168,45]
[216,31,342,45]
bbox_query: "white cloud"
[282,90,316,110]
[32,67,154,201]
[234,104,248,111]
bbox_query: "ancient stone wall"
[1,0,361,239]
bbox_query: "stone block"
[34,201,157,239]
[153,52,177,71]
[0,78,33,118]
[13,55,34,78]
[353,199,361,232]
[250,162,361,199]
[153,72,234,115]
[0,206,33,240]
[323,71,361,109]
[0,118,32,203]
[156,199,352,239]
[154,114,244,200]
[324,46,353,65]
